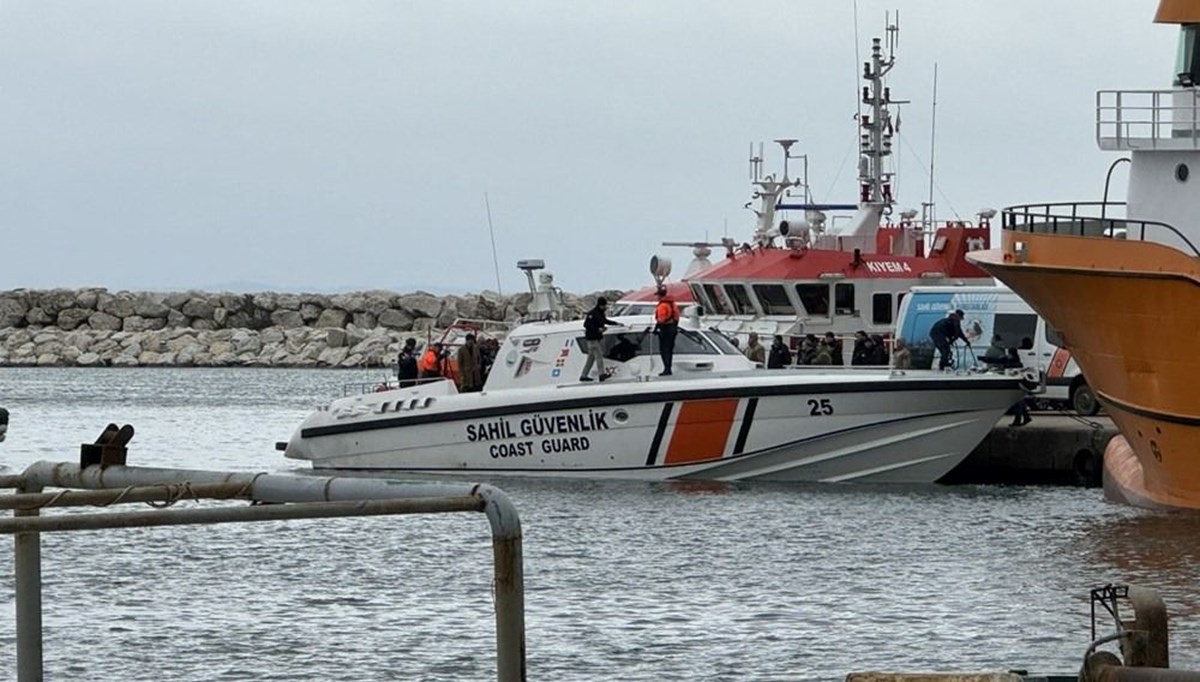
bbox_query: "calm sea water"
[2,367,1199,681]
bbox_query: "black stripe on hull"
[302,377,1022,439]
[645,403,674,466]
[732,398,758,455]
[1098,390,1200,427]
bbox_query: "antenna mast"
[484,193,503,296]
[926,62,938,228]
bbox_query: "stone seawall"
[0,288,622,368]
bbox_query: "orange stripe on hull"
[1047,348,1071,379]
[663,399,739,465]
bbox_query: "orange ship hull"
[970,230,1200,510]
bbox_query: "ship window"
[994,313,1037,349]
[835,283,856,315]
[724,284,756,315]
[1175,25,1200,88]
[752,284,795,315]
[872,292,893,325]
[701,284,732,315]
[689,283,709,315]
[795,283,830,316]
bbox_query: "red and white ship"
[617,22,995,353]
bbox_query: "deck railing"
[1001,201,1200,258]
[1096,88,1200,150]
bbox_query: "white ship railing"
[1,460,526,682]
[1096,88,1200,150]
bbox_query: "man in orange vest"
[653,286,680,376]
[419,342,444,380]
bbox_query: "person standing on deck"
[743,332,766,366]
[456,333,484,392]
[824,331,844,365]
[397,338,418,387]
[653,287,680,376]
[580,297,620,382]
[929,309,970,370]
[419,342,444,380]
[892,337,912,370]
[767,335,792,369]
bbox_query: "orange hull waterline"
[969,0,1200,510]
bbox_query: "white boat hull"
[284,371,1024,484]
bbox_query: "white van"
[895,285,1098,415]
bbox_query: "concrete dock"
[941,413,1118,487]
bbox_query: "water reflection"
[1070,510,1200,621]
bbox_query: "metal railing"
[344,375,449,396]
[2,461,526,682]
[1002,201,1200,258]
[1096,88,1200,150]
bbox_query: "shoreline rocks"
[0,287,624,368]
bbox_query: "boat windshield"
[702,331,741,355]
[577,329,723,360]
[611,303,655,316]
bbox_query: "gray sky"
[0,1,1175,295]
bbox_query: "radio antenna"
[484,192,503,296]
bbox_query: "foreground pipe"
[8,461,525,682]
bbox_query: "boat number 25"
[807,398,833,416]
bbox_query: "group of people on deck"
[742,330,896,368]
[395,333,499,393]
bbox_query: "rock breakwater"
[0,287,622,368]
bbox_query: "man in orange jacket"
[419,342,444,379]
[653,287,680,376]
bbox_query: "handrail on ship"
[1,461,527,682]
[1001,201,1200,258]
[1095,88,1200,150]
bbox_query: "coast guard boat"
[282,293,1031,483]
[617,22,995,348]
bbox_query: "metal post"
[14,479,43,682]
[474,485,526,681]
[1116,91,1124,146]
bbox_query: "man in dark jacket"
[580,297,620,382]
[851,330,871,366]
[767,335,792,369]
[929,309,970,370]
[823,331,844,365]
[396,337,418,387]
